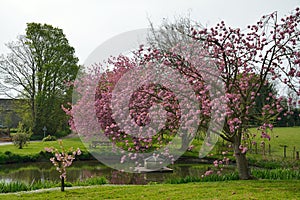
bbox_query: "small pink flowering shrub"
[203,151,230,178]
[45,140,81,191]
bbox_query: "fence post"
[297,151,299,160]
[293,146,296,159]
[268,144,271,155]
[283,145,287,158]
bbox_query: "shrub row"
[0,151,39,164]
[165,168,300,184]
[0,150,94,164]
[252,168,300,180]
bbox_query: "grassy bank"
[0,137,86,156]
[0,138,92,164]
[0,180,300,199]
[0,127,299,165]
[190,127,300,156]
[249,126,300,157]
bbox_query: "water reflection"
[0,161,222,184]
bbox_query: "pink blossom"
[46,141,81,181]
[213,160,219,167]
[204,170,213,176]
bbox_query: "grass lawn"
[0,126,298,163]
[0,180,299,200]
[248,126,300,159]
[0,137,87,156]
[183,126,300,160]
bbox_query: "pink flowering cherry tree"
[66,45,225,172]
[150,8,300,179]
[66,8,300,180]
[45,140,81,191]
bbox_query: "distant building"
[0,99,23,128]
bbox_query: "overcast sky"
[0,0,299,64]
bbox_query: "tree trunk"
[233,135,251,180]
[61,177,65,192]
[19,141,23,149]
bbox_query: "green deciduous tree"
[0,23,79,138]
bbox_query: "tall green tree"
[0,23,79,137]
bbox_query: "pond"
[0,161,233,185]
